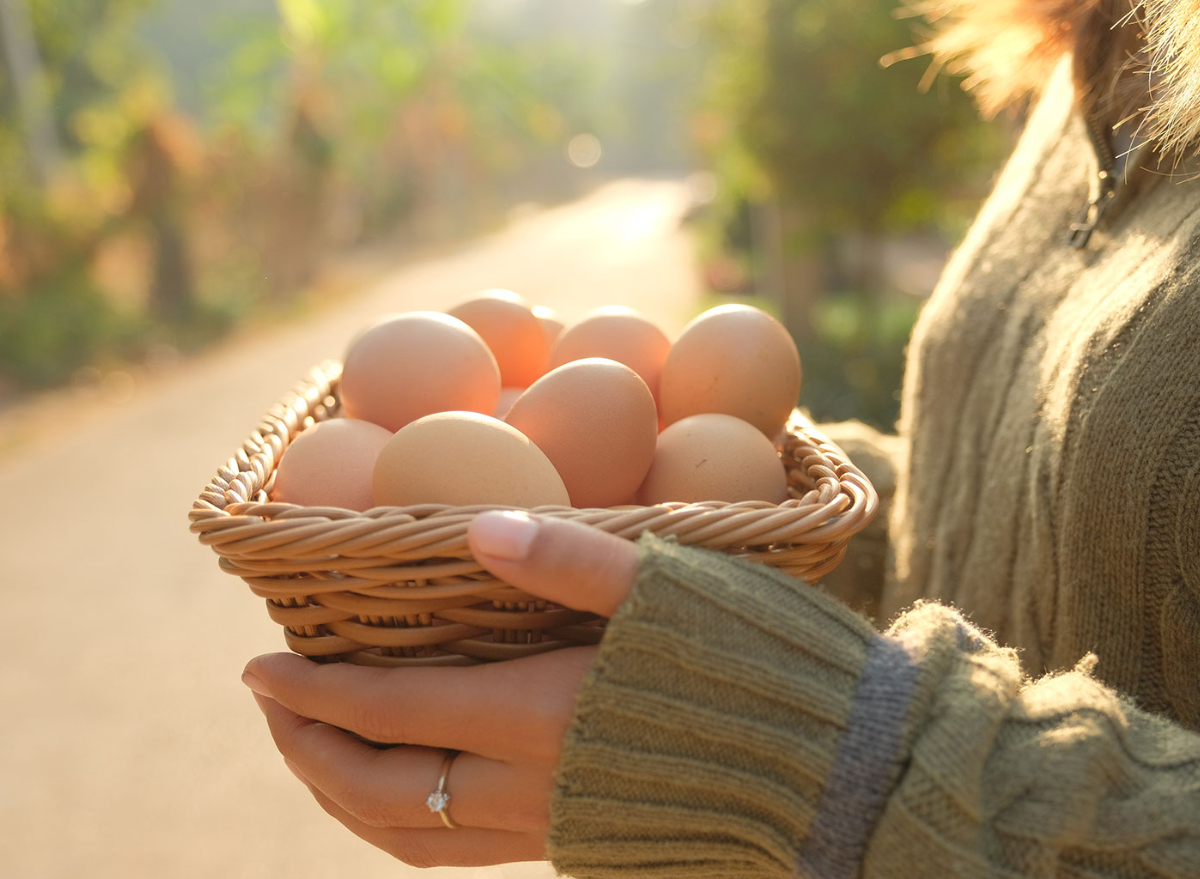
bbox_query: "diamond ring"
[426,751,459,829]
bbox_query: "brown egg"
[660,304,801,438]
[547,306,672,408]
[373,411,569,508]
[272,418,393,511]
[532,304,565,349]
[449,291,550,388]
[341,312,500,432]
[637,413,789,505]
[505,358,657,508]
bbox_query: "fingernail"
[471,511,539,561]
[241,669,272,698]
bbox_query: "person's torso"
[881,60,1200,727]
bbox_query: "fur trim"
[1143,0,1200,153]
[901,0,1200,154]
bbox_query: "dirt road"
[0,179,703,879]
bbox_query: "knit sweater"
[548,61,1200,878]
[551,537,1200,877]
[884,56,1200,730]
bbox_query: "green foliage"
[0,272,145,388]
[0,1,155,384]
[20,0,158,145]
[212,0,588,169]
[800,292,921,431]
[0,0,612,393]
[205,0,604,247]
[1,0,163,199]
[701,0,1000,236]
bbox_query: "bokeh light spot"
[567,133,603,169]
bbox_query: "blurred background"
[0,0,1008,432]
[0,1,1012,877]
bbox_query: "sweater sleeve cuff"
[547,535,919,879]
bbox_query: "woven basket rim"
[189,359,878,567]
[187,359,879,663]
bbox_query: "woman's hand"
[241,512,637,868]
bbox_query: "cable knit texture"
[549,538,1200,878]
[882,59,1200,730]
[549,535,877,878]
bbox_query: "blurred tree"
[0,0,622,391]
[695,0,1006,429]
[213,0,594,248]
[699,0,1003,334]
[0,0,159,259]
[0,0,204,387]
[3,0,159,158]
[0,0,63,183]
[125,111,200,320]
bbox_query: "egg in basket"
[189,293,877,666]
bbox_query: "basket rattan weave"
[189,360,878,666]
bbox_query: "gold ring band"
[425,751,459,829]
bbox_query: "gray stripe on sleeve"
[795,632,921,879]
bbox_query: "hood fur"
[904,0,1200,154]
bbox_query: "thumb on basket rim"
[467,511,635,617]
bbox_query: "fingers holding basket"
[243,646,597,762]
[468,511,638,617]
[253,693,552,836]
[239,510,639,867]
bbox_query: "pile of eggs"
[271,291,802,511]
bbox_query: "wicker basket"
[189,360,877,666]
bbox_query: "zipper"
[1066,170,1115,248]
[1067,112,1118,249]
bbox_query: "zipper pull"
[1067,169,1115,249]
